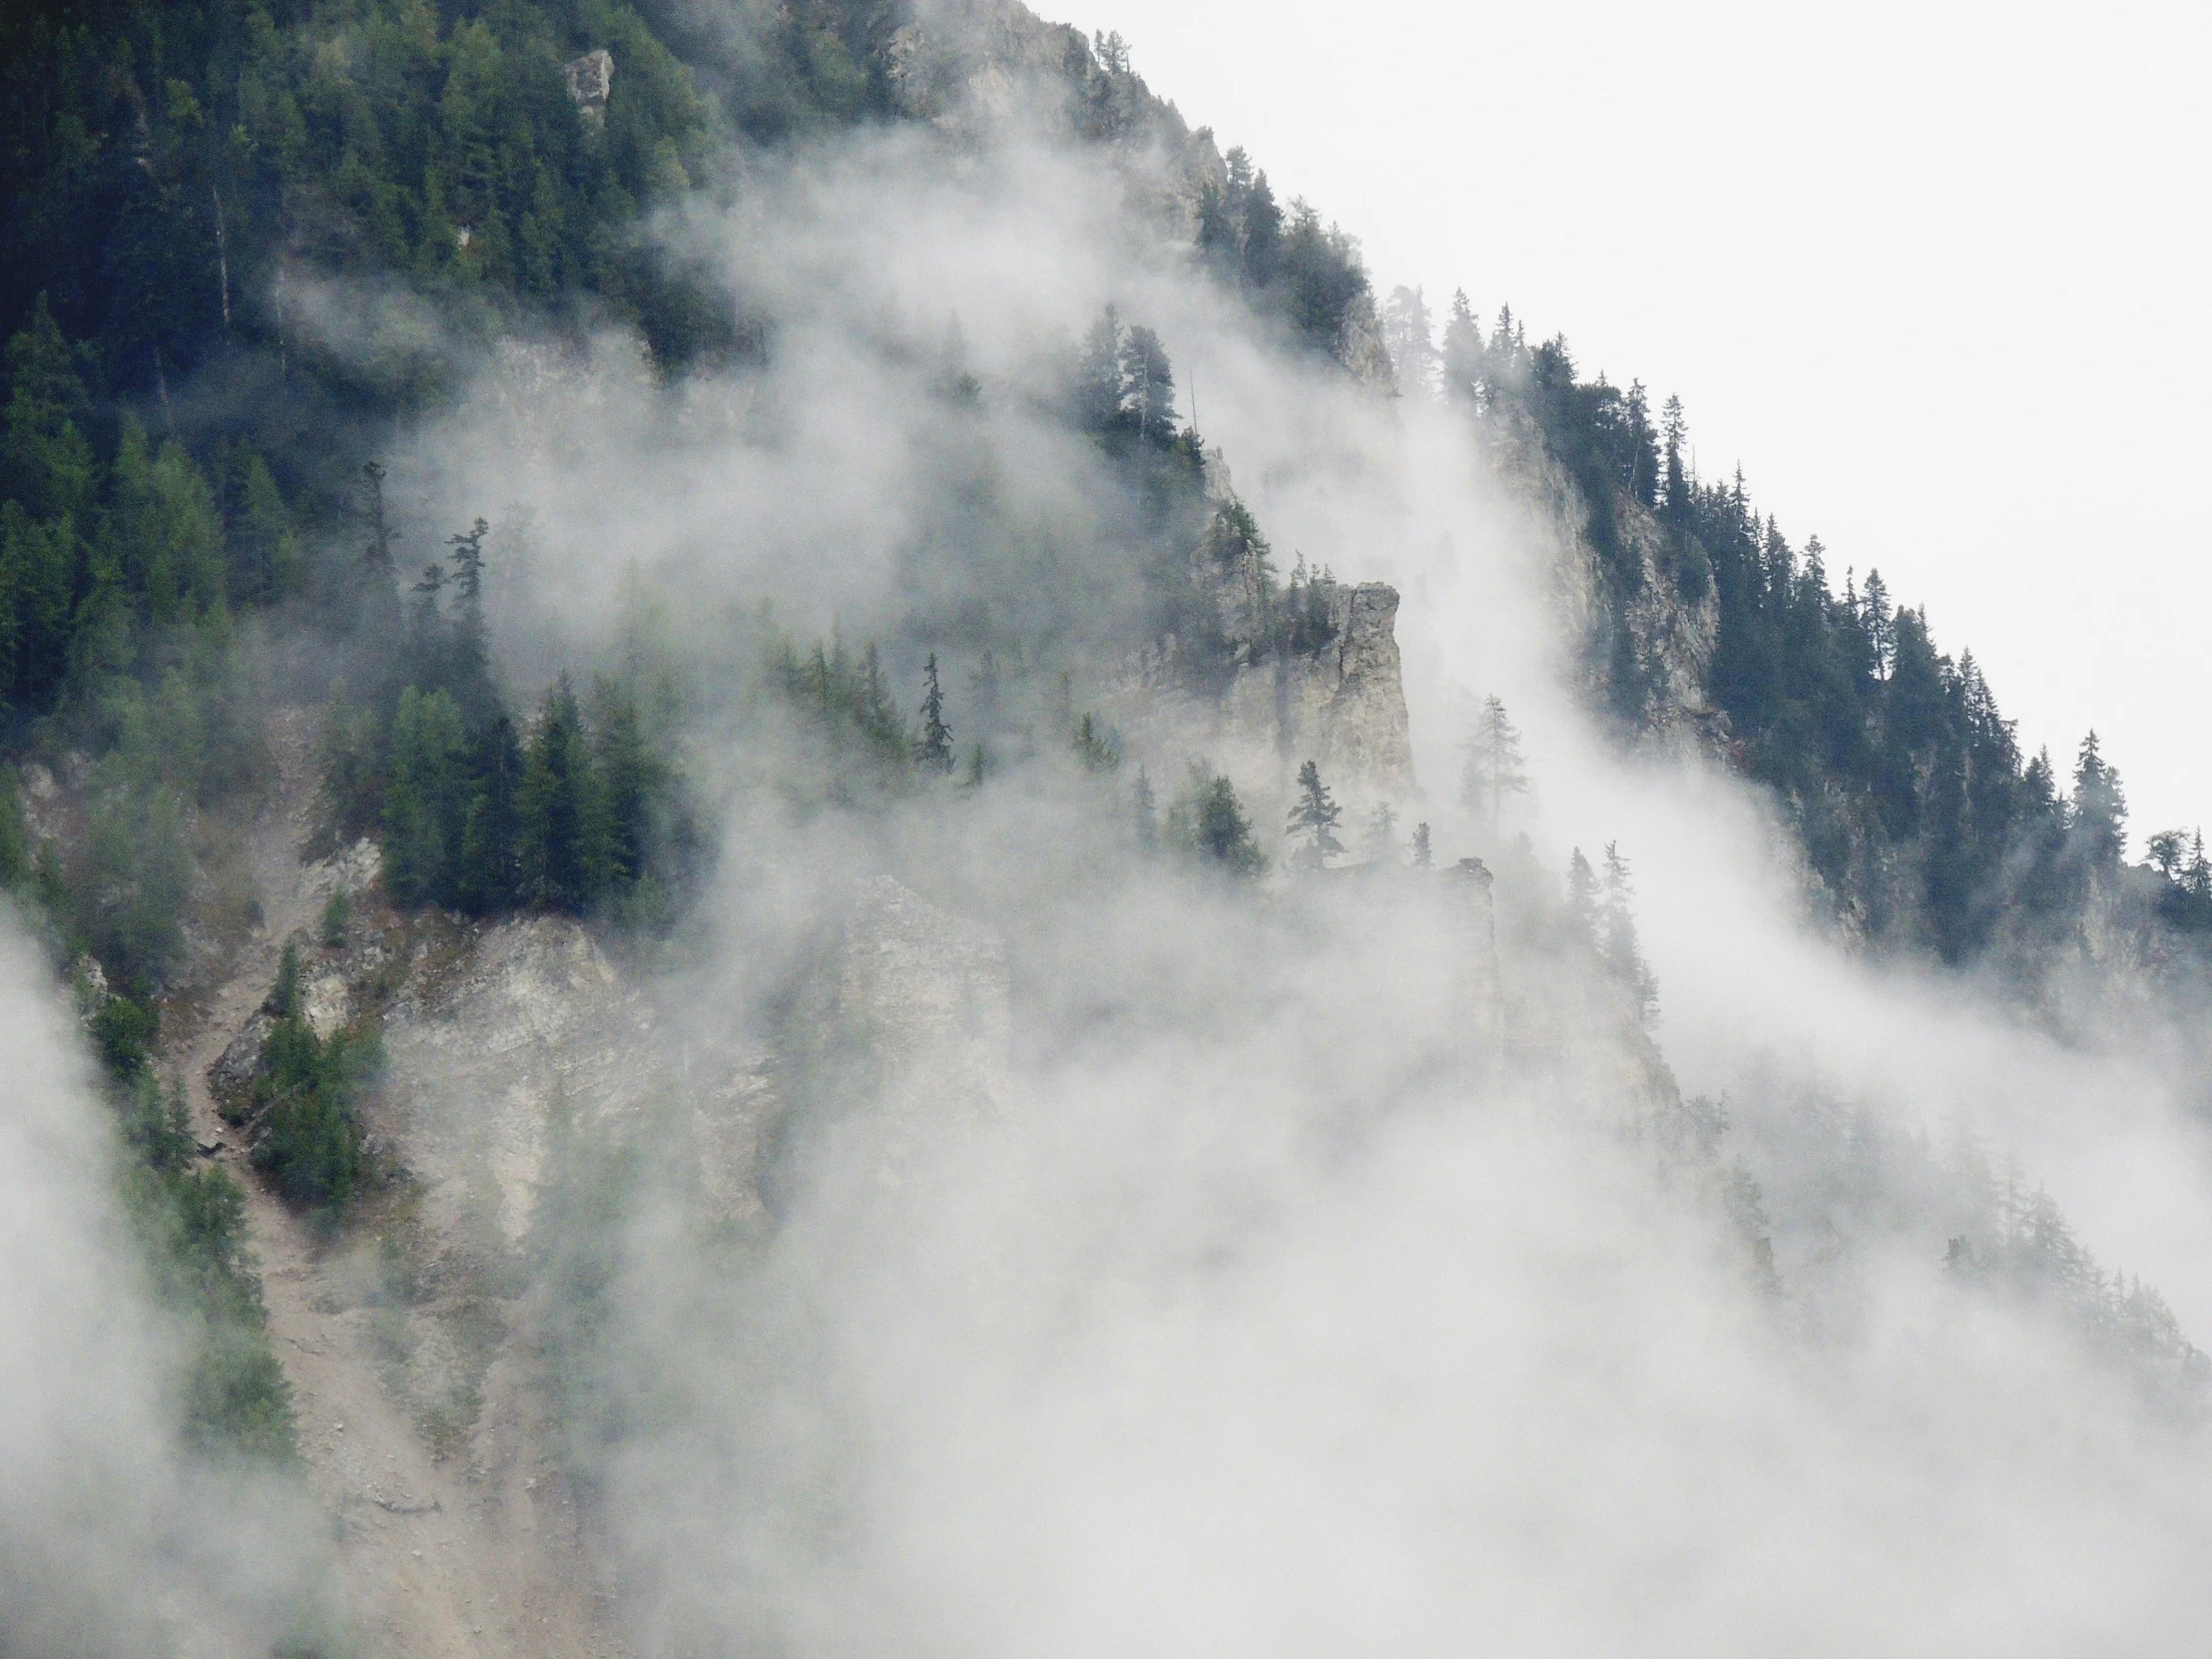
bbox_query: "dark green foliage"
[762,626,910,783]
[1168,762,1262,874]
[1287,758,1344,871]
[517,675,606,912]
[383,687,469,906]
[1280,555,1339,657]
[456,711,525,913]
[90,991,159,1076]
[1071,711,1121,774]
[1196,147,1376,359]
[914,653,954,773]
[0,301,288,751]
[1070,307,1203,463]
[315,517,691,924]
[0,0,738,404]
[248,942,382,1210]
[77,985,298,1460]
[1449,326,2197,969]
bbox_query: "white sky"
[1061,0,2212,843]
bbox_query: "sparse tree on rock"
[1288,759,1345,871]
[1461,696,1530,827]
[915,653,954,774]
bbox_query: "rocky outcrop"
[563,50,611,129]
[770,875,1015,1191]
[1107,530,1417,817]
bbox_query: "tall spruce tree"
[915,653,954,773]
[517,677,604,913]
[1287,759,1346,871]
[1461,697,1530,826]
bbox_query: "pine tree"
[354,462,404,664]
[1382,285,1438,399]
[1133,765,1158,850]
[230,449,300,604]
[1,293,96,524]
[2070,731,2127,870]
[1238,159,1283,289]
[1600,841,1658,1022]
[1073,712,1121,774]
[383,687,467,907]
[1075,308,1124,431]
[1287,759,1345,871]
[1660,394,1689,523]
[1439,288,1483,404]
[1564,847,1598,946]
[915,653,954,773]
[1460,696,1530,826]
[445,516,493,717]
[1411,822,1433,868]
[517,677,604,913]
[1172,766,1263,873]
[592,677,659,891]
[1362,800,1398,863]
[456,713,523,914]
[1119,325,1177,442]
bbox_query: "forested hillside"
[1399,301,2211,986]
[10,0,2212,1653]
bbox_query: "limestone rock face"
[563,49,612,127]
[771,876,1015,1190]
[1109,569,1417,821]
[1491,411,1721,747]
[832,875,1012,1130]
[379,916,689,1251]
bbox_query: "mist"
[265,37,2212,1654]
[0,919,323,1654]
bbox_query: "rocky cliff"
[1107,496,1417,818]
[171,728,1013,1659]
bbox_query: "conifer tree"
[1242,174,1285,291]
[1460,696,1530,826]
[445,516,493,716]
[1600,841,1658,1022]
[230,449,300,604]
[1363,800,1399,863]
[915,653,954,773]
[2,294,96,525]
[1073,713,1121,774]
[518,677,603,913]
[383,688,467,907]
[2070,731,2128,869]
[1411,822,1433,868]
[1133,766,1158,850]
[1287,759,1345,871]
[1564,847,1598,945]
[1075,308,1124,431]
[354,462,405,664]
[456,714,523,915]
[1119,325,1177,442]
[1382,286,1439,399]
[1439,289,1484,404]
[1172,765,1262,873]
[968,649,1003,736]
[1660,394,1689,523]
[592,677,658,891]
